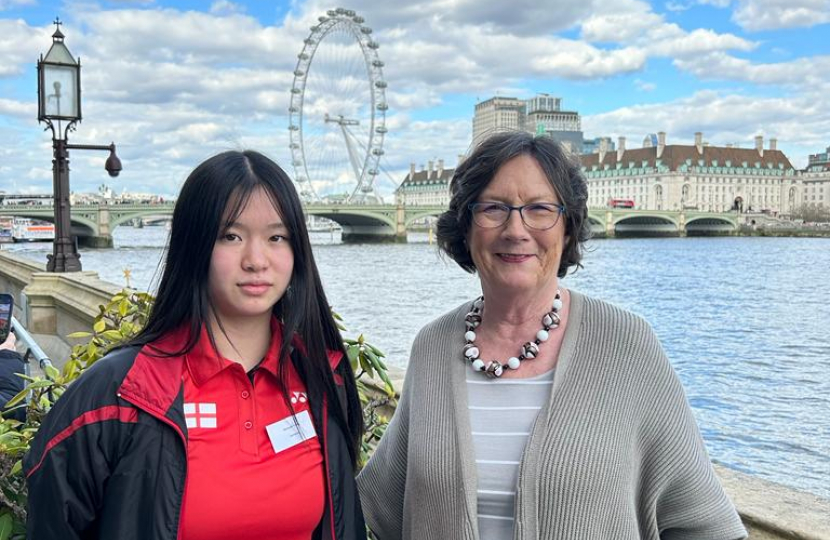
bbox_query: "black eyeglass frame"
[467,202,567,231]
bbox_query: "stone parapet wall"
[0,251,121,362]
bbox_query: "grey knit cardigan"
[357,291,747,540]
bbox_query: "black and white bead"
[463,290,562,378]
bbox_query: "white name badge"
[265,409,317,455]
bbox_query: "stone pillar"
[395,204,407,241]
[83,206,114,247]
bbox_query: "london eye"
[289,8,388,203]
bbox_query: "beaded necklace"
[463,289,562,378]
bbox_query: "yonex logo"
[184,402,217,429]
[290,392,308,405]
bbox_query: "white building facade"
[395,160,453,206]
[581,133,801,215]
[801,146,830,208]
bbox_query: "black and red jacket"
[23,341,366,540]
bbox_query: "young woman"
[24,150,366,540]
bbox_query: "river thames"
[5,228,830,500]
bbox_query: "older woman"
[357,132,746,540]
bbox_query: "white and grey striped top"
[467,368,555,540]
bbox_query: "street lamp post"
[37,19,121,272]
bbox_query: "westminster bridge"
[0,202,742,246]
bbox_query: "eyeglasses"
[468,202,566,230]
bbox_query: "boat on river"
[11,218,55,242]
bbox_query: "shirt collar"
[185,317,285,387]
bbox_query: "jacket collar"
[118,319,345,415]
[184,317,284,386]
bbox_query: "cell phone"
[0,293,13,343]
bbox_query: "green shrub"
[0,290,394,539]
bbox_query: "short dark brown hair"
[436,131,590,278]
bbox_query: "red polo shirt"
[179,320,325,540]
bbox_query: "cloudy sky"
[0,0,828,199]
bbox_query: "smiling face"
[467,154,566,299]
[207,187,294,328]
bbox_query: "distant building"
[525,94,583,154]
[395,160,454,206]
[582,137,615,156]
[472,96,526,148]
[581,132,801,215]
[808,146,830,166]
[472,93,583,152]
[801,146,830,208]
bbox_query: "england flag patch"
[184,402,217,429]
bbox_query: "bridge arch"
[685,215,738,235]
[108,211,173,231]
[613,214,679,236]
[305,205,403,242]
[404,209,444,228]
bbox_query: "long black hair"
[128,150,362,464]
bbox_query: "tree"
[791,202,830,223]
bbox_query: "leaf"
[66,331,92,339]
[358,353,375,379]
[0,511,13,540]
[345,346,359,371]
[10,459,22,476]
[100,330,124,341]
[93,319,106,334]
[379,370,395,396]
[2,388,29,410]
[26,380,56,390]
[44,364,60,380]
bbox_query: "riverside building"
[581,133,802,215]
[394,160,454,206]
[472,93,584,153]
[471,96,525,148]
[802,146,830,208]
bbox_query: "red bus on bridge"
[608,198,635,209]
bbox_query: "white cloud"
[635,79,656,92]
[209,0,245,15]
[581,0,755,58]
[0,98,33,118]
[674,52,830,92]
[732,0,830,30]
[0,20,50,77]
[298,0,599,36]
[75,8,301,66]
[0,0,35,10]
[665,1,691,11]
